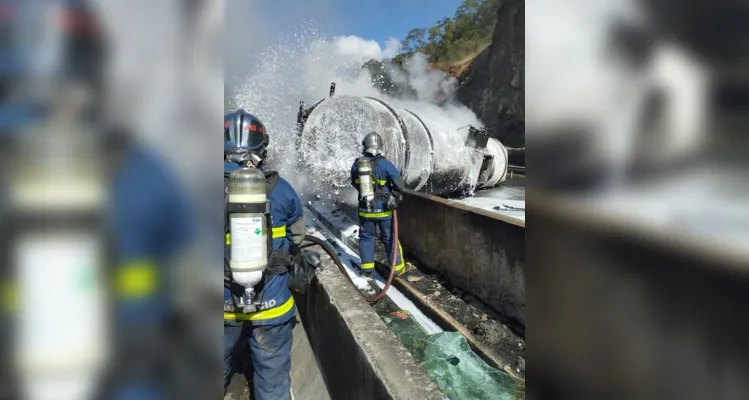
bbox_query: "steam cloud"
[229,27,483,195]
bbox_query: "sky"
[235,0,465,52]
[324,0,465,48]
[225,0,465,88]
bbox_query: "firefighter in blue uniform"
[108,131,196,400]
[223,109,305,400]
[0,1,199,398]
[350,132,411,276]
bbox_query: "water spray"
[302,209,400,303]
[296,88,509,196]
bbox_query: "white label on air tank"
[15,233,108,372]
[359,175,373,195]
[230,216,266,263]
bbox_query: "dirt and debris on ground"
[403,260,526,378]
[224,375,251,400]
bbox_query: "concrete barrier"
[529,195,749,399]
[295,235,446,400]
[397,190,526,325]
[225,225,444,400]
[225,318,330,400]
[290,317,331,399]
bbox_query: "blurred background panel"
[526,0,749,399]
[0,0,223,398]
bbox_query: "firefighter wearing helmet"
[223,108,306,400]
[351,131,411,277]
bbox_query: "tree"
[390,0,501,65]
[456,0,481,17]
[393,0,503,64]
[400,28,427,54]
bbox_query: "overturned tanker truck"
[295,83,509,196]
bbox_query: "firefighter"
[223,109,305,400]
[350,131,411,277]
[0,0,210,397]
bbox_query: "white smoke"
[402,52,459,102]
[527,0,708,188]
[230,27,483,195]
[333,35,401,61]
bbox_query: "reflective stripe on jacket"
[351,156,400,219]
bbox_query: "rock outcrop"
[457,0,525,148]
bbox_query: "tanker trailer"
[296,86,508,196]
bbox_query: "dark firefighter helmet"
[25,0,108,91]
[0,0,108,132]
[224,108,269,165]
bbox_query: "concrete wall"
[529,197,749,399]
[225,318,331,400]
[295,240,446,400]
[397,190,526,325]
[290,318,331,399]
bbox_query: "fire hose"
[301,213,526,381]
[302,209,399,302]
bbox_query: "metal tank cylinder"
[299,95,485,195]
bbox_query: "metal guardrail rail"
[507,165,525,181]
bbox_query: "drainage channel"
[306,211,524,400]
[304,225,442,335]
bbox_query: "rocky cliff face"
[457,0,525,148]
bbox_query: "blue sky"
[242,0,464,50]
[225,0,465,87]
[334,0,465,48]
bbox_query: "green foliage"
[363,0,500,99]
[398,0,500,64]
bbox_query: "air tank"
[227,167,269,303]
[298,95,507,195]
